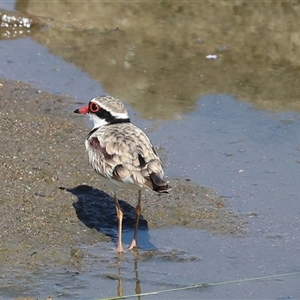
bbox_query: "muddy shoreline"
[0,78,245,297]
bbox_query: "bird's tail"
[150,172,171,193]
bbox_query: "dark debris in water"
[138,248,200,263]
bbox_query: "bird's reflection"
[114,249,142,299]
[132,249,142,299]
[116,254,123,297]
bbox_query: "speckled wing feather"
[86,122,168,191]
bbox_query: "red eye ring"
[89,102,100,113]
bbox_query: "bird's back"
[86,122,170,193]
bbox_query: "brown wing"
[87,123,169,192]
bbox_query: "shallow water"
[2,227,299,299]
[1,2,300,299]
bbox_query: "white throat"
[89,113,108,128]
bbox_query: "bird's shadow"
[61,185,156,250]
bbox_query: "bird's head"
[74,95,130,128]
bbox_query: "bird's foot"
[115,244,126,253]
[128,239,138,250]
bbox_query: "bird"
[74,95,170,252]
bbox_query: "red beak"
[74,106,89,114]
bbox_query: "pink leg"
[113,192,125,253]
[129,190,142,250]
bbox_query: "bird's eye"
[89,102,100,113]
